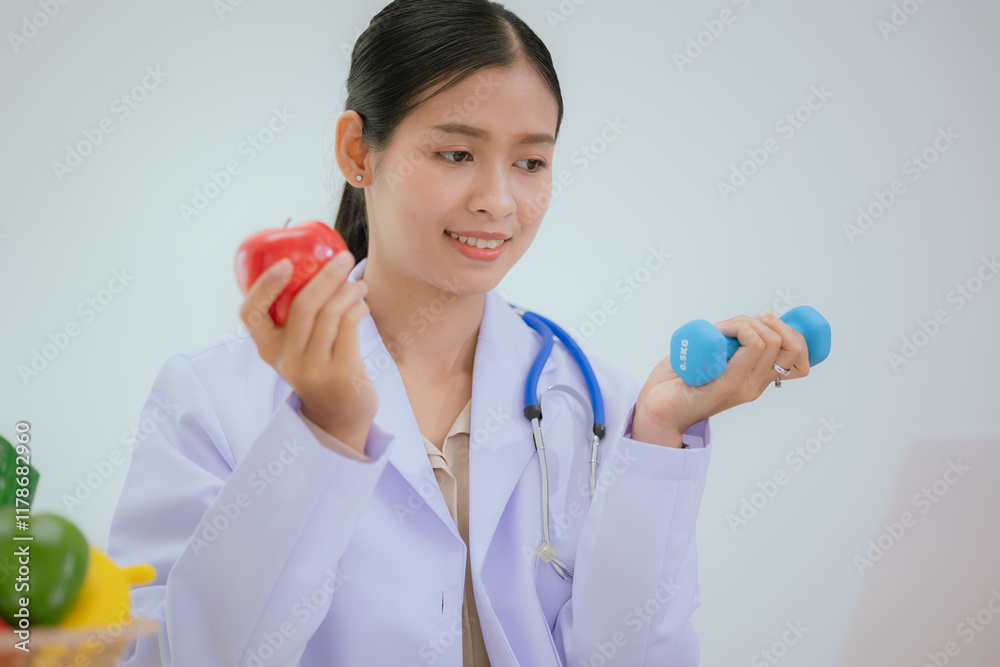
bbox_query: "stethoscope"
[509,304,606,583]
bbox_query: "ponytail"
[334,180,369,262]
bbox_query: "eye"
[516,158,548,173]
[439,151,471,164]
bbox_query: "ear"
[335,110,371,185]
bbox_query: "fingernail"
[334,251,354,267]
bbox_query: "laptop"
[837,437,1000,665]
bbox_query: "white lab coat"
[108,257,713,667]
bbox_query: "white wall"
[2,0,998,664]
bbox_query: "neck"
[360,255,483,381]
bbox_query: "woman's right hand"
[238,250,377,455]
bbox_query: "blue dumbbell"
[670,306,831,386]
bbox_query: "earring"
[355,174,363,182]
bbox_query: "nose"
[468,162,516,219]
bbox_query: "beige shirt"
[301,399,491,667]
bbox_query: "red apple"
[234,220,350,326]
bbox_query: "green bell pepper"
[0,508,90,626]
[0,434,39,508]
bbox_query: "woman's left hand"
[632,310,812,447]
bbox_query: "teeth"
[447,231,505,249]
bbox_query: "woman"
[109,0,810,665]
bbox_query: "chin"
[443,273,498,297]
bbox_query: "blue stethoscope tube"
[510,303,606,582]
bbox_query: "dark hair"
[333,0,564,261]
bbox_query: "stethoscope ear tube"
[519,310,553,422]
[512,305,606,433]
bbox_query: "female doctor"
[108,0,811,665]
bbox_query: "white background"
[2,0,998,665]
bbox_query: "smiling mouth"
[445,231,507,249]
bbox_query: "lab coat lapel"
[353,260,466,542]
[270,259,556,556]
[378,364,463,542]
[272,258,462,542]
[356,271,559,552]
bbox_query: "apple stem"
[283,217,292,229]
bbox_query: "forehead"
[401,62,559,140]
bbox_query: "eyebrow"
[432,123,556,146]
